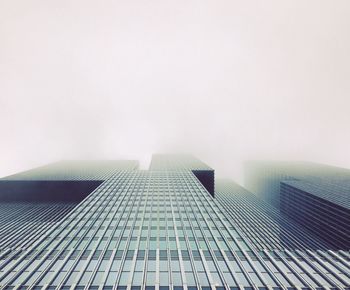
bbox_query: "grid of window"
[244,161,350,250]
[0,157,349,289]
[0,202,76,251]
[281,182,350,250]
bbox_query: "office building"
[0,155,349,289]
[244,161,350,250]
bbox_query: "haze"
[1,0,350,183]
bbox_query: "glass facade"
[0,156,349,289]
[244,161,350,249]
[215,180,332,251]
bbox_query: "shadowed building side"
[0,180,103,202]
[281,181,350,250]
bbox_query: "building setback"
[0,155,349,289]
[244,161,350,250]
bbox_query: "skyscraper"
[0,155,349,290]
[244,161,350,250]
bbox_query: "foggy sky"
[1,0,350,183]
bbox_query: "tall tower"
[0,156,349,289]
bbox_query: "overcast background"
[1,0,350,183]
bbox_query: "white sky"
[1,0,350,183]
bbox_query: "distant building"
[215,179,335,251]
[245,161,350,250]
